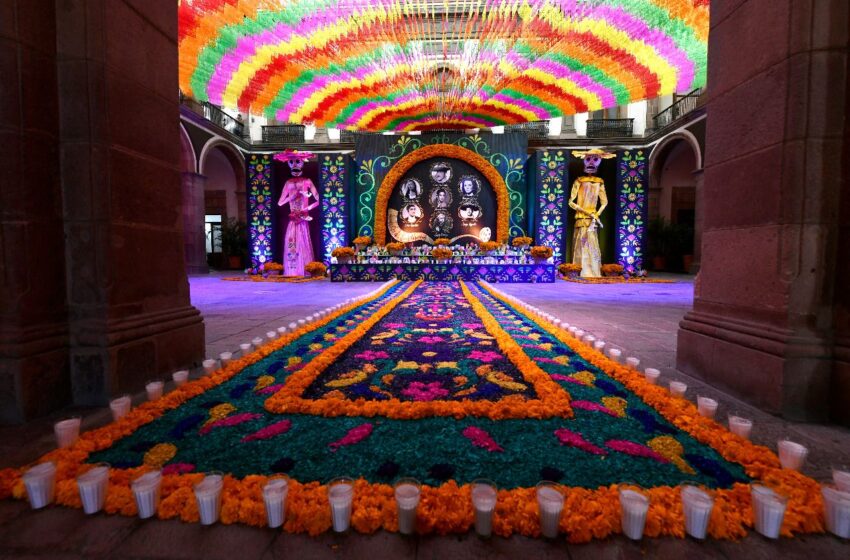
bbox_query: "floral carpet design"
[0,281,825,540]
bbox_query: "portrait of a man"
[430,162,452,185]
[430,210,453,236]
[458,201,482,226]
[400,202,423,227]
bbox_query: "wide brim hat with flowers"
[274,148,315,162]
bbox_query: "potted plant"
[511,236,533,248]
[558,263,581,279]
[262,261,283,276]
[478,241,499,255]
[353,236,372,252]
[601,264,625,277]
[332,246,355,263]
[219,217,248,270]
[529,245,553,263]
[305,261,327,278]
[434,238,451,246]
[385,242,404,256]
[431,247,453,263]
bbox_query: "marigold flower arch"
[374,144,510,246]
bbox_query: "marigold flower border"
[263,280,573,420]
[0,280,827,541]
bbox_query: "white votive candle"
[583,335,596,345]
[777,440,808,471]
[202,359,218,375]
[54,417,81,448]
[697,397,718,419]
[626,357,640,369]
[669,381,687,397]
[263,477,289,529]
[23,462,56,509]
[394,478,421,535]
[821,486,850,539]
[132,471,162,519]
[594,340,606,352]
[574,329,585,339]
[77,464,109,514]
[145,381,164,401]
[288,322,297,330]
[619,488,649,540]
[751,485,787,539]
[194,473,224,526]
[471,480,497,538]
[536,482,564,538]
[728,415,753,439]
[251,337,264,347]
[219,352,232,366]
[266,331,277,340]
[110,396,131,422]
[608,348,622,362]
[644,368,661,384]
[681,485,713,539]
[172,370,189,387]
[297,319,306,326]
[239,343,252,354]
[277,326,288,336]
[834,466,850,492]
[328,478,354,532]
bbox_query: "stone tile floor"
[0,272,848,558]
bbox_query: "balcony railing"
[201,102,245,137]
[505,120,549,139]
[586,118,634,138]
[652,88,703,130]
[262,125,305,143]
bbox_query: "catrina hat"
[571,148,616,159]
[274,148,315,162]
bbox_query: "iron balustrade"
[505,120,550,139]
[652,89,703,130]
[586,118,634,138]
[262,125,305,143]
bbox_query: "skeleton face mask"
[583,155,602,174]
[287,158,305,177]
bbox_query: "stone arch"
[198,138,247,225]
[374,144,509,245]
[179,123,196,173]
[648,130,702,224]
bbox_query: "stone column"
[182,172,209,274]
[677,0,849,423]
[0,0,71,422]
[689,168,704,274]
[56,0,204,405]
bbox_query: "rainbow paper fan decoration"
[179,0,709,132]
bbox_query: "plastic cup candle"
[594,340,606,351]
[681,485,714,539]
[394,478,421,535]
[644,368,661,385]
[194,472,224,526]
[777,440,808,471]
[834,466,850,492]
[172,370,189,387]
[23,462,56,509]
[266,330,277,340]
[109,396,131,422]
[239,343,252,354]
[54,417,81,448]
[471,480,497,537]
[277,326,287,336]
[618,488,649,540]
[669,381,688,397]
[751,485,787,539]
[608,348,622,362]
[728,415,753,439]
[536,482,564,538]
[697,397,718,419]
[562,322,571,330]
[77,463,109,514]
[328,478,354,532]
[288,322,297,330]
[297,319,306,326]
[251,336,263,347]
[584,335,596,344]
[574,329,585,339]
[821,486,850,539]
[219,351,232,365]
[145,380,164,401]
[132,471,162,519]
[202,359,218,375]
[263,477,289,529]
[626,357,640,369]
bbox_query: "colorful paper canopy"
[179,0,709,132]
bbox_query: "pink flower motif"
[329,423,373,452]
[384,323,405,329]
[241,419,292,442]
[418,336,444,344]
[554,428,607,455]
[162,462,195,475]
[354,350,390,360]
[462,426,503,452]
[606,440,669,463]
[462,323,483,329]
[401,381,449,401]
[469,350,503,363]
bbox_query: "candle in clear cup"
[833,466,850,492]
[23,462,56,509]
[536,482,564,538]
[219,351,232,365]
[110,395,131,422]
[728,415,753,439]
[132,470,162,519]
[626,357,640,369]
[288,322,297,330]
[328,478,354,532]
[202,359,218,375]
[251,336,264,347]
[239,343,252,355]
[594,340,606,352]
[669,381,687,397]
[644,368,661,385]
[54,417,81,448]
[608,348,622,362]
[145,381,163,401]
[618,488,649,540]
[471,480,497,537]
[194,472,224,525]
[574,329,585,339]
[697,397,718,419]
[751,486,787,539]
[821,485,850,539]
[584,335,596,345]
[681,485,714,539]
[77,463,110,514]
[266,331,277,340]
[777,440,808,471]
[276,326,287,336]
[172,370,189,387]
[394,478,421,535]
[263,477,289,529]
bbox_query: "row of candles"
[479,282,850,540]
[20,281,850,540]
